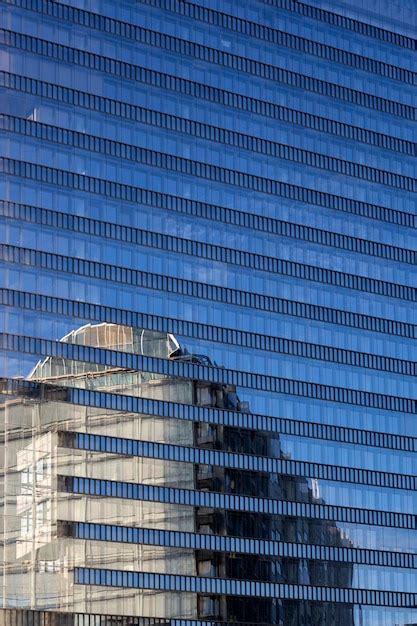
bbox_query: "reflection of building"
[1,323,353,624]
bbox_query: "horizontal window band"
[4,97,416,195]
[2,71,415,161]
[0,610,171,626]
[9,244,414,344]
[0,610,283,626]
[3,195,415,270]
[2,378,415,453]
[136,0,416,85]
[3,109,416,195]
[2,286,417,380]
[7,0,416,86]
[2,160,415,257]
[1,18,414,121]
[62,475,417,529]
[2,201,416,307]
[2,332,417,414]
[262,0,416,50]
[1,278,415,380]
[1,279,415,345]
[62,430,417,491]
[9,238,397,322]
[1,233,415,311]
[0,153,413,235]
[65,520,417,569]
[75,566,417,606]
[2,243,416,339]
[0,26,417,121]
[4,120,414,233]
[5,0,414,63]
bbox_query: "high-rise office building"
[0,0,416,624]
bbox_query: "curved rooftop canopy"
[28,323,182,383]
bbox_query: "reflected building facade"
[1,323,354,624]
[1,0,417,624]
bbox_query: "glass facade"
[0,0,416,624]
